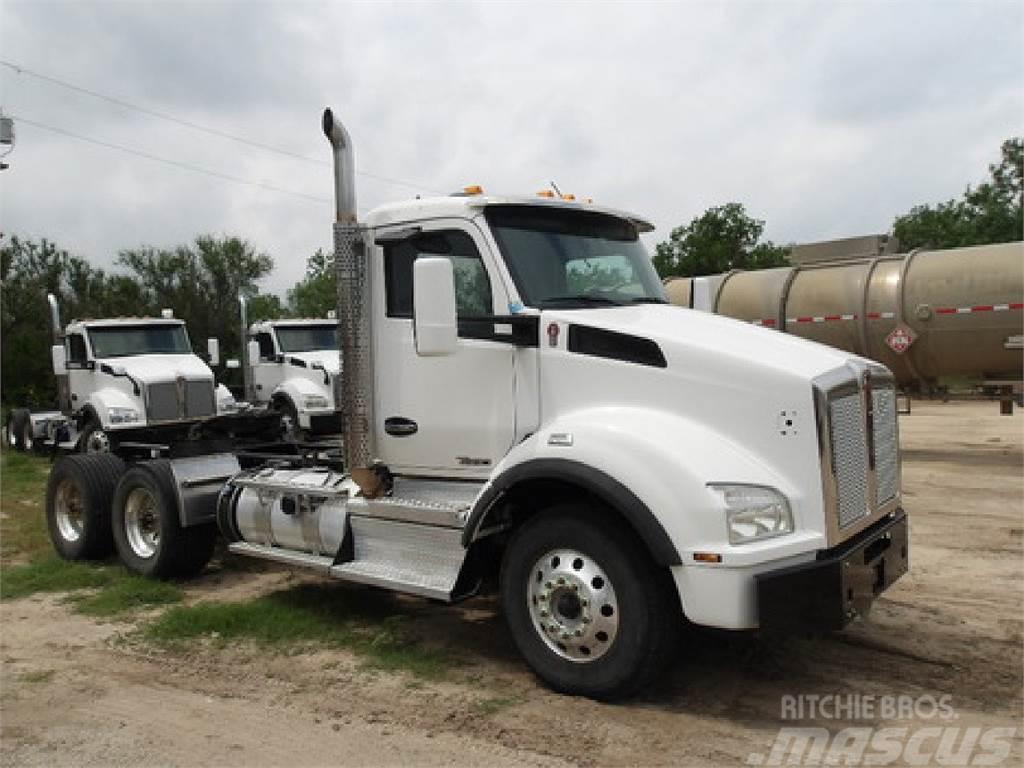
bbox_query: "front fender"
[469,406,823,567]
[86,388,143,429]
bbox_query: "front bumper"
[756,510,908,633]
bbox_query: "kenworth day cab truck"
[238,297,343,440]
[42,109,909,699]
[4,298,242,455]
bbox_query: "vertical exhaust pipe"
[239,295,254,402]
[47,293,70,412]
[323,107,382,497]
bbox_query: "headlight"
[303,395,329,409]
[709,484,793,545]
[108,406,141,424]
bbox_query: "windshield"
[484,205,666,308]
[88,324,191,358]
[275,324,339,353]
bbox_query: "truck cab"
[245,318,342,438]
[50,315,236,452]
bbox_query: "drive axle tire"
[111,460,216,579]
[45,454,127,560]
[500,504,679,700]
[6,409,30,452]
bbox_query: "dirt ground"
[1,400,1021,767]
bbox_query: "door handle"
[384,417,418,437]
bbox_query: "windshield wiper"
[630,297,668,305]
[538,295,624,308]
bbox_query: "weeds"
[69,575,183,617]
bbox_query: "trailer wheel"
[78,419,111,454]
[500,504,678,700]
[111,461,215,578]
[45,454,126,560]
[6,409,30,452]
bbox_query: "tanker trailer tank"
[664,241,1024,387]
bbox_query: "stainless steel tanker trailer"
[664,235,1024,398]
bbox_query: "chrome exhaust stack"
[239,295,254,402]
[323,107,382,497]
[47,293,61,343]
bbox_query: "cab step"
[331,515,466,601]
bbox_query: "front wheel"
[500,504,679,700]
[111,461,217,578]
[78,419,112,454]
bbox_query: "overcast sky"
[1,0,1021,297]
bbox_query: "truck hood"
[288,350,341,374]
[96,354,214,385]
[542,303,855,380]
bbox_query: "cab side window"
[384,230,492,320]
[255,333,276,360]
[67,333,88,365]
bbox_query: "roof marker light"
[561,193,576,201]
[463,185,483,195]
[536,190,555,198]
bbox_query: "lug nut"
[574,629,583,637]
[582,616,591,624]
[540,609,549,618]
[557,577,566,585]
[580,598,588,607]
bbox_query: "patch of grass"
[144,583,456,680]
[19,669,55,684]
[70,575,183,617]
[0,450,53,562]
[473,695,523,716]
[0,555,115,600]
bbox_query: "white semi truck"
[42,109,908,699]
[4,298,240,455]
[238,300,342,440]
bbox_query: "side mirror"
[413,257,458,356]
[207,338,220,366]
[51,345,67,375]
[225,359,241,369]
[247,340,261,366]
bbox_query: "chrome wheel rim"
[85,429,110,454]
[124,487,160,559]
[528,548,619,662]
[54,478,85,543]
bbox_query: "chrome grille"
[185,380,215,418]
[146,382,179,421]
[872,386,899,505]
[829,391,870,529]
[146,380,215,421]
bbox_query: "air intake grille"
[829,391,870,530]
[146,380,216,421]
[872,385,899,505]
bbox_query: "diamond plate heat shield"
[334,223,375,470]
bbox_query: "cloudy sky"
[1,0,1021,297]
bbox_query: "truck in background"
[40,108,909,700]
[2,295,269,456]
[238,297,342,441]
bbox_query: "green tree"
[893,138,1023,249]
[653,203,790,278]
[247,293,286,321]
[287,248,335,317]
[118,235,273,362]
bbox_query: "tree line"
[2,138,1019,407]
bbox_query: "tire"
[45,453,127,560]
[500,504,679,700]
[111,460,215,578]
[7,409,30,452]
[272,398,301,443]
[78,418,112,454]
[20,415,39,454]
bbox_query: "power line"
[11,115,333,205]
[0,59,444,194]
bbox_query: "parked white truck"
[4,298,241,455]
[238,300,342,440]
[42,109,908,699]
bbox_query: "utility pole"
[0,112,15,170]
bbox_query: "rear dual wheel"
[111,461,216,578]
[45,454,126,560]
[500,504,679,700]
